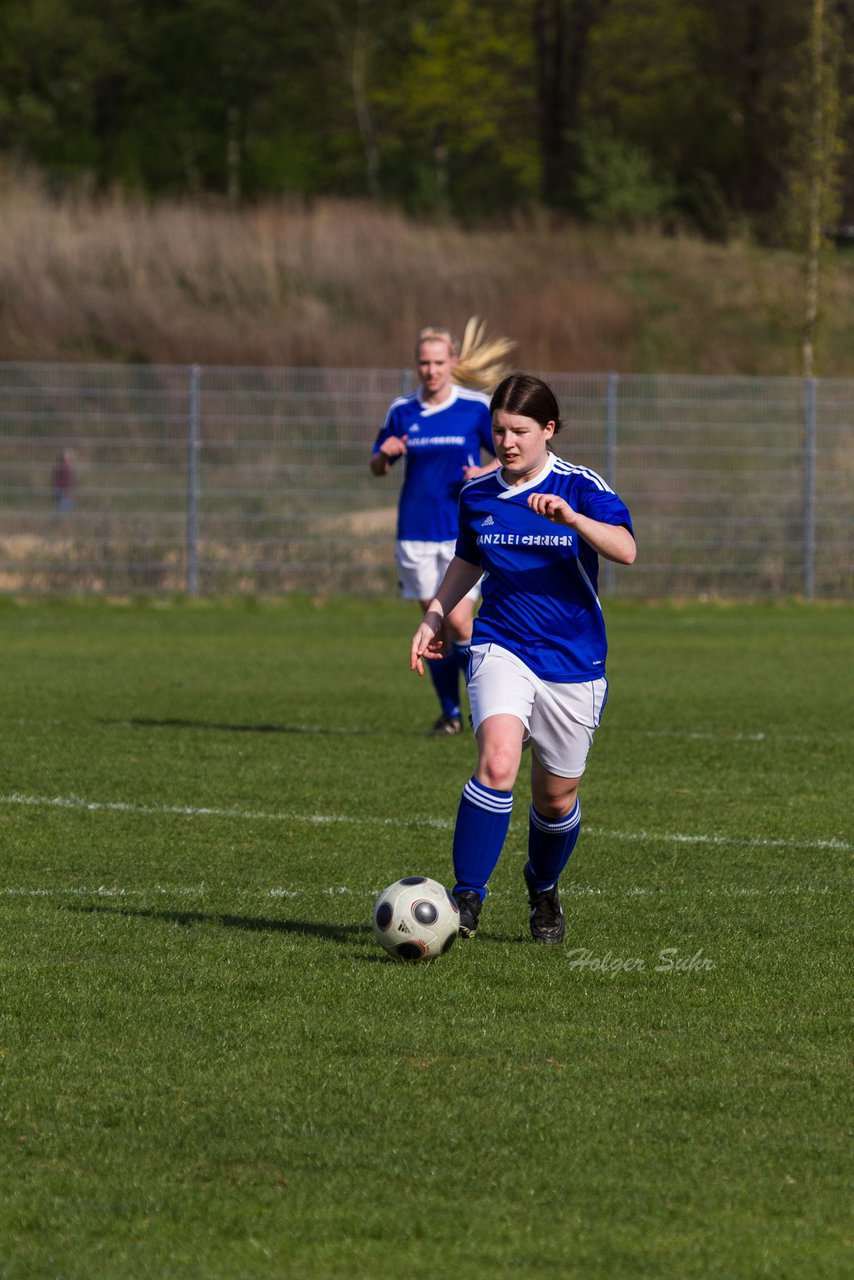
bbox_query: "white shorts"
[396,540,480,603]
[467,643,608,779]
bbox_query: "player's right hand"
[381,434,408,459]
[410,615,445,675]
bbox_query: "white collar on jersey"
[496,451,556,497]
[416,384,460,416]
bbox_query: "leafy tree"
[779,0,847,373]
[0,0,138,180]
[0,0,849,238]
[572,124,676,225]
[376,0,538,215]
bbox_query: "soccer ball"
[372,876,459,962]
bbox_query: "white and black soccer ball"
[372,876,460,962]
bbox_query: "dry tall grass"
[2,172,852,373]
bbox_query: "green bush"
[574,126,677,226]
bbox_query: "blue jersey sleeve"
[454,489,482,567]
[372,403,406,459]
[575,475,634,535]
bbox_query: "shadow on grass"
[99,717,381,737]
[71,901,372,947]
[70,903,525,956]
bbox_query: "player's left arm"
[410,556,483,675]
[527,492,637,564]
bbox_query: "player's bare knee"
[531,784,579,822]
[476,749,519,793]
[536,799,574,822]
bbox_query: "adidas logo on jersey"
[481,515,495,526]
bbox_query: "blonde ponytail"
[416,318,515,392]
[453,316,515,391]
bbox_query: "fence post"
[187,364,200,595]
[803,376,817,599]
[603,371,619,595]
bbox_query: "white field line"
[0,790,851,854]
[0,791,452,828]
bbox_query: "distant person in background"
[371,318,514,735]
[410,373,636,942]
[51,450,74,513]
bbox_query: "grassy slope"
[0,597,850,1278]
[1,177,853,374]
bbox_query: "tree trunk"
[534,0,610,209]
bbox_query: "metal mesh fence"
[0,363,851,598]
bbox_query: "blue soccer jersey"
[455,453,634,682]
[373,386,493,541]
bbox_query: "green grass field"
[0,596,850,1279]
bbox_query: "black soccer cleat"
[453,889,483,939]
[427,714,463,737]
[524,868,566,944]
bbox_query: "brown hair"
[489,373,564,435]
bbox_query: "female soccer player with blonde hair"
[371,318,514,735]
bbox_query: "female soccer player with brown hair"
[411,373,636,941]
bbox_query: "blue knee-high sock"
[427,650,460,718]
[452,777,514,900]
[525,799,581,891]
